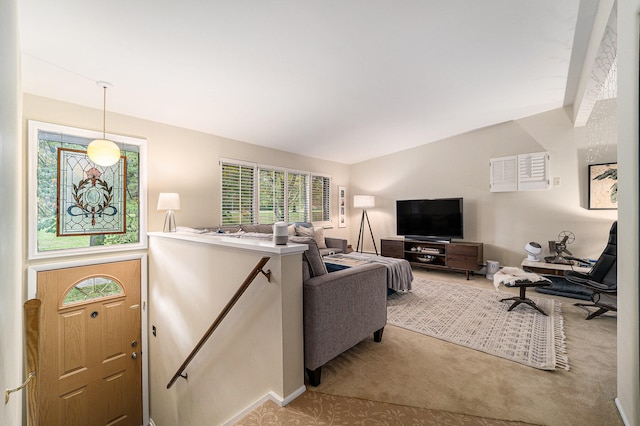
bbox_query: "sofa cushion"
[241,224,273,233]
[301,238,327,278]
[296,225,328,249]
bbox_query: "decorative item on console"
[525,242,543,261]
[273,221,288,245]
[545,231,575,264]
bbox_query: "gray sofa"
[301,238,387,386]
[214,222,348,256]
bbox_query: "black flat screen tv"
[396,198,463,241]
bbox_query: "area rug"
[387,279,569,370]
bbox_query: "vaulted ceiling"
[19,0,609,164]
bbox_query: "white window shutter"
[490,156,518,192]
[517,152,550,191]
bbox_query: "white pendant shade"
[87,138,120,166]
[87,81,120,167]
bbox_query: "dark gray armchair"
[565,221,617,320]
[301,239,387,386]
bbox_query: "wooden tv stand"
[381,237,483,279]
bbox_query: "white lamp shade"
[157,193,181,210]
[87,139,121,166]
[353,195,375,209]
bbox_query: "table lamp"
[157,193,180,232]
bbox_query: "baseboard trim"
[615,397,630,426]
[221,385,307,426]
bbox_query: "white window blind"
[489,156,518,192]
[490,152,550,192]
[311,175,331,222]
[287,172,308,223]
[258,168,286,223]
[220,161,255,225]
[518,152,550,190]
[221,159,331,225]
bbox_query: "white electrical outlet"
[553,177,561,186]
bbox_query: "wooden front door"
[36,260,142,426]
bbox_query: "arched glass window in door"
[62,276,124,306]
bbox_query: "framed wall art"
[338,186,346,228]
[588,162,618,210]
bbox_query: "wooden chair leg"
[306,367,322,387]
[374,327,384,342]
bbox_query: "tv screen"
[396,198,463,241]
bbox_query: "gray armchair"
[301,239,387,386]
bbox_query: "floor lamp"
[354,195,378,255]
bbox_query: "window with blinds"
[259,168,285,223]
[518,152,550,191]
[311,175,331,222]
[489,152,550,192]
[221,162,255,225]
[489,155,518,192]
[221,159,331,225]
[287,172,308,222]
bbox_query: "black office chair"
[564,221,617,320]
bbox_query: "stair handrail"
[5,298,41,421]
[167,256,271,389]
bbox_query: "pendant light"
[87,81,120,166]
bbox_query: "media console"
[381,237,483,280]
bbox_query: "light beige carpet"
[235,390,535,425]
[313,271,620,426]
[236,270,620,426]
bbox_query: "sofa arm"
[324,237,348,253]
[303,263,387,371]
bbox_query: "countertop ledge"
[148,231,308,255]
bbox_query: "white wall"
[148,235,304,425]
[350,107,617,267]
[616,2,640,424]
[0,0,23,424]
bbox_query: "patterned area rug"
[387,279,569,370]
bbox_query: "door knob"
[131,340,138,347]
[131,352,138,360]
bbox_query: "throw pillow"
[314,226,327,249]
[302,238,327,277]
[288,224,296,235]
[296,226,315,239]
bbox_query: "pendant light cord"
[102,85,107,139]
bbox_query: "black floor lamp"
[354,195,378,255]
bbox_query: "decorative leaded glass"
[57,148,127,236]
[62,276,124,306]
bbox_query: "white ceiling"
[19,0,599,164]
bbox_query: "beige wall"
[350,107,618,267]
[0,0,23,424]
[616,1,640,424]
[22,94,352,241]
